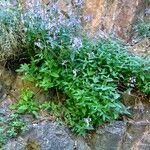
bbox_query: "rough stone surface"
[89,121,126,150]
[0,65,15,92]
[83,0,145,40]
[131,38,150,56]
[2,122,75,150]
[76,137,91,150]
[144,1,150,22]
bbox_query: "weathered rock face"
[89,121,126,150]
[0,65,15,91]
[83,0,145,40]
[131,38,150,56]
[2,119,150,150]
[2,122,75,150]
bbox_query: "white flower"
[84,118,91,128]
[87,52,95,59]
[35,41,44,49]
[83,16,93,22]
[62,60,67,66]
[72,37,82,49]
[129,76,136,87]
[73,69,78,77]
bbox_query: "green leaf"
[50,72,59,78]
[18,105,28,113]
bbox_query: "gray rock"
[76,137,91,150]
[90,121,126,150]
[2,122,74,150]
[0,96,12,117]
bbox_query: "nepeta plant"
[18,38,150,135]
[1,1,150,135]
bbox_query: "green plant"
[11,88,39,118]
[40,102,52,111]
[135,20,150,38]
[0,128,6,148]
[12,1,149,135]
[17,38,150,135]
[11,88,63,120]
[0,1,25,61]
[18,57,60,90]
[40,101,62,116]
[0,114,26,148]
[2,0,149,136]
[6,114,26,138]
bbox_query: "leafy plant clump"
[11,88,61,119]
[0,1,25,62]
[0,114,26,148]
[18,39,150,135]
[135,20,150,38]
[2,1,150,135]
[11,88,40,118]
[0,0,83,63]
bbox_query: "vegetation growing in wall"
[135,20,150,38]
[0,114,26,148]
[0,1,150,135]
[11,88,40,118]
[0,1,25,61]
[17,39,150,135]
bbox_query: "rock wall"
[83,0,145,40]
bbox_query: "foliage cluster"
[18,39,150,135]
[0,114,26,148]
[0,1,150,135]
[11,88,62,119]
[0,0,83,62]
[11,88,39,118]
[135,20,150,38]
[0,1,25,61]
